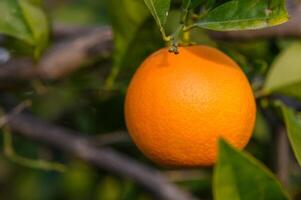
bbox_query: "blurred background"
[0,0,301,199]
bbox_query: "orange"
[125,45,256,167]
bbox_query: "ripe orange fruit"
[125,45,256,167]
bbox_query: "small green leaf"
[0,0,49,57]
[214,139,290,200]
[143,0,170,37]
[279,102,301,166]
[195,0,288,31]
[264,42,301,99]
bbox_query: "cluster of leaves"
[2,0,301,200]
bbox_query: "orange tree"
[0,0,301,200]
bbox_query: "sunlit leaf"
[279,102,301,166]
[214,139,290,200]
[196,0,288,31]
[264,42,301,99]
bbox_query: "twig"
[89,131,131,146]
[0,100,66,172]
[5,112,197,200]
[0,100,31,127]
[276,126,290,187]
[165,169,210,182]
[0,26,112,81]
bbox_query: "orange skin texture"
[125,45,256,167]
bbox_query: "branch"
[276,126,290,187]
[0,100,31,127]
[0,26,112,81]
[89,131,131,146]
[5,112,196,200]
[165,169,209,182]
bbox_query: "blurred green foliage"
[50,0,108,25]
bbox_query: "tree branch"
[276,126,290,187]
[5,112,196,200]
[89,131,131,146]
[0,26,112,81]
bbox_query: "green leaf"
[279,102,301,166]
[143,0,170,37]
[195,0,288,31]
[0,0,49,57]
[264,42,301,99]
[214,139,290,200]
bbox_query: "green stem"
[3,127,66,172]
[168,7,191,54]
[160,27,172,42]
[104,65,120,90]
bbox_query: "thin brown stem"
[276,126,290,187]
